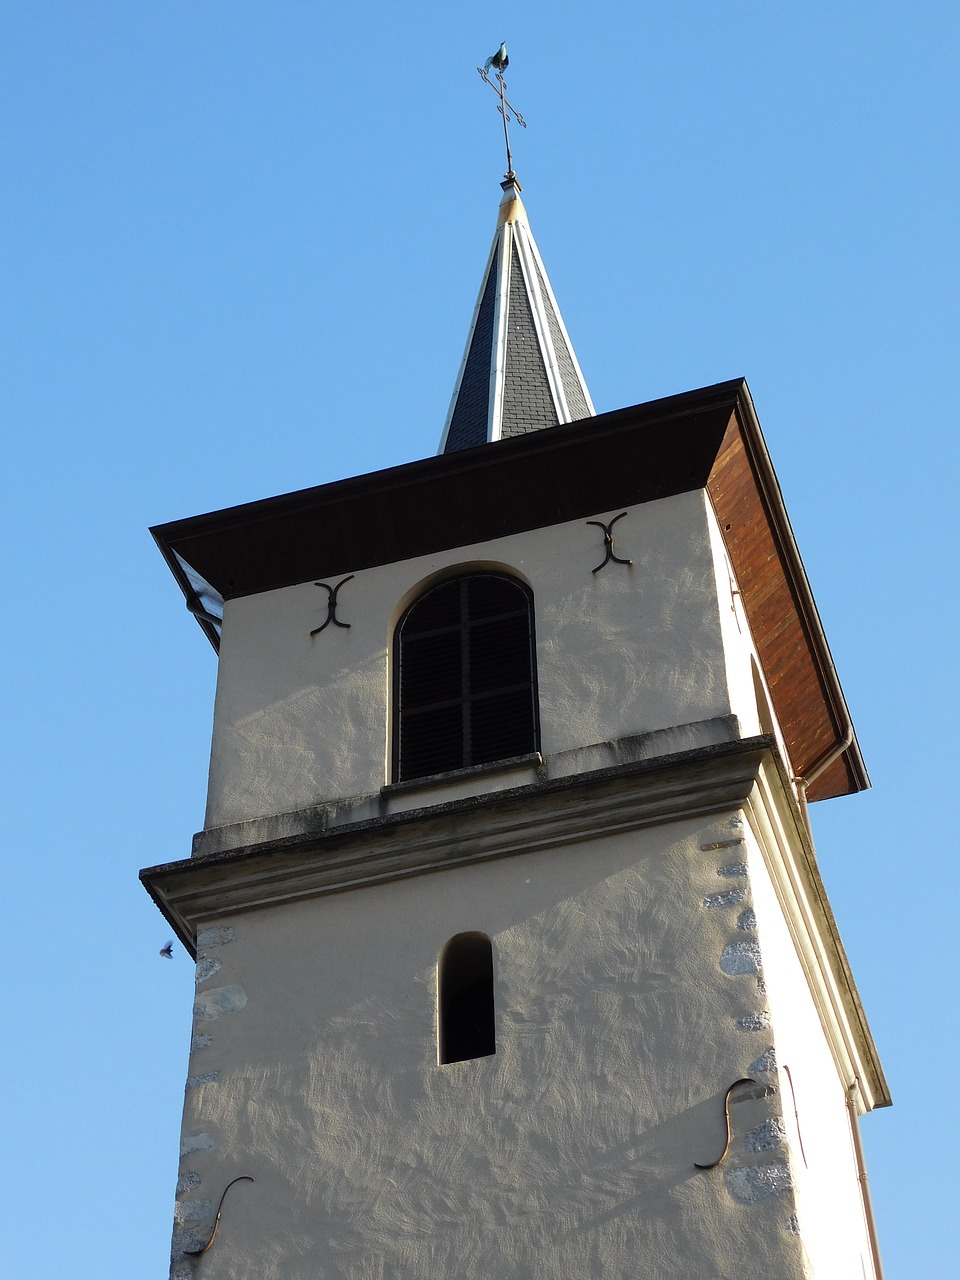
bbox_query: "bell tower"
[143,137,888,1279]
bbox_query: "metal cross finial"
[477,44,527,181]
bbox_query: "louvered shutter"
[395,574,538,782]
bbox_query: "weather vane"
[477,43,527,182]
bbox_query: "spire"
[439,178,595,454]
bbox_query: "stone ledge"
[190,715,741,860]
[143,729,771,954]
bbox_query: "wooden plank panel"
[707,409,858,800]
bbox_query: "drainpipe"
[187,599,223,628]
[794,722,854,836]
[845,1079,886,1280]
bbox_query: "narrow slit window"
[438,932,496,1064]
[394,572,538,783]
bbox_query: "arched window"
[394,572,538,783]
[438,933,496,1064]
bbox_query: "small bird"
[159,940,174,959]
[485,42,508,73]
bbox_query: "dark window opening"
[395,572,538,782]
[438,932,496,1064]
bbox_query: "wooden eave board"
[708,404,868,801]
[151,381,739,600]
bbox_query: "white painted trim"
[522,222,596,418]
[513,220,569,423]
[488,227,510,442]
[743,756,889,1112]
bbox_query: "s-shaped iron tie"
[694,1077,756,1170]
[586,512,633,575]
[311,574,355,635]
[183,1176,255,1256]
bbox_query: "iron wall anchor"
[587,512,632,575]
[311,574,355,635]
[694,1077,756,1170]
[183,1176,255,1257]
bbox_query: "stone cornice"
[142,736,770,952]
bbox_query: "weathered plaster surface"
[195,957,222,984]
[193,984,247,1021]
[179,1132,214,1157]
[746,1117,788,1153]
[164,473,882,1278]
[720,942,763,976]
[704,888,746,908]
[185,1071,220,1090]
[742,824,879,1277]
[174,1198,213,1222]
[718,861,748,878]
[738,1011,772,1032]
[204,491,741,829]
[724,1161,792,1204]
[196,926,235,948]
[749,1047,778,1076]
[171,816,810,1279]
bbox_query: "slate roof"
[439,179,594,453]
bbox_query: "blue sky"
[3,5,957,1276]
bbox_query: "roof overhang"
[151,377,867,802]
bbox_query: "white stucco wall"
[743,826,877,1278]
[706,506,762,741]
[704,503,798,779]
[172,811,812,1280]
[205,489,749,830]
[166,477,884,1279]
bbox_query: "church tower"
[143,111,889,1279]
